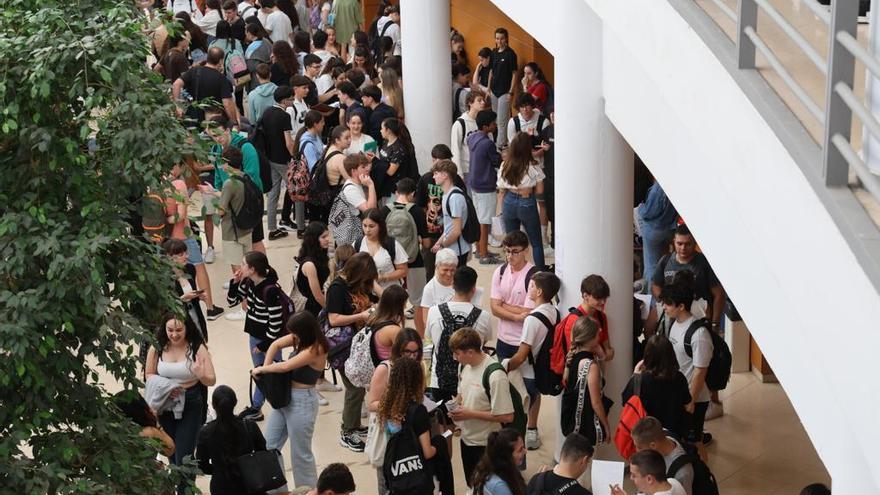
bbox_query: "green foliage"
[0,1,204,493]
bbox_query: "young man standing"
[661,282,714,448]
[261,86,296,240]
[430,159,470,266]
[172,47,238,127]
[467,109,502,264]
[336,81,363,123]
[216,147,254,275]
[375,5,402,56]
[526,433,594,495]
[506,93,550,145]
[416,145,467,279]
[261,0,293,45]
[287,74,311,133]
[452,90,485,182]
[487,27,518,148]
[632,417,695,495]
[221,0,246,42]
[301,53,323,107]
[490,231,537,361]
[361,85,396,146]
[451,63,471,119]
[554,274,616,363]
[448,327,514,488]
[329,154,376,246]
[505,271,561,450]
[612,450,687,495]
[247,63,277,122]
[311,29,333,71]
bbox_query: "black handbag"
[234,423,286,494]
[250,371,292,409]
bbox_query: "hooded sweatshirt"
[227,270,284,349]
[213,133,263,192]
[466,131,501,193]
[248,82,278,123]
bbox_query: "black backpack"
[370,20,393,63]
[247,118,274,192]
[452,86,466,122]
[528,308,562,396]
[666,435,720,495]
[306,149,344,207]
[435,303,482,395]
[444,187,480,245]
[382,404,433,493]
[683,318,732,392]
[229,174,264,233]
[513,114,546,147]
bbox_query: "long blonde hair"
[380,66,405,119]
[378,357,424,424]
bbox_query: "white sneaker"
[706,401,724,421]
[225,309,246,321]
[204,247,215,264]
[489,236,502,248]
[544,245,555,257]
[317,380,342,392]
[525,428,541,450]
[318,392,329,406]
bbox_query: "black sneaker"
[297,230,305,239]
[268,229,288,240]
[701,432,713,446]
[206,306,224,320]
[238,406,264,422]
[279,221,297,232]
[339,432,365,452]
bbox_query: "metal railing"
[698,0,880,200]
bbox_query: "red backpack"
[614,374,647,460]
[549,307,608,382]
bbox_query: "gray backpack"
[385,203,419,263]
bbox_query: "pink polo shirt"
[491,262,536,345]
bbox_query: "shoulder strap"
[482,361,506,401]
[537,114,545,130]
[457,118,466,145]
[683,318,710,358]
[444,188,463,217]
[527,310,555,365]
[524,265,539,291]
[383,236,397,261]
[464,305,482,327]
[572,356,593,433]
[667,453,692,479]
[354,236,362,252]
[438,302,453,324]
[499,262,509,278]
[379,20,393,38]
[514,116,521,132]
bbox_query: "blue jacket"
[638,182,678,231]
[466,131,501,193]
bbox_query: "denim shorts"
[184,237,204,265]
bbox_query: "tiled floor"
[123,194,829,493]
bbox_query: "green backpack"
[481,361,527,437]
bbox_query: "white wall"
[487,0,559,56]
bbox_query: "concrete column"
[554,0,633,460]
[400,0,451,173]
[864,3,880,174]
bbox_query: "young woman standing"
[376,117,416,201]
[496,133,546,269]
[561,317,611,447]
[345,112,376,155]
[358,209,408,289]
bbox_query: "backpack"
[223,40,251,88]
[328,182,364,247]
[247,119,274,193]
[344,320,394,388]
[528,309,562,396]
[385,204,419,263]
[683,318,732,392]
[435,303,482,395]
[452,86,466,122]
[613,374,647,460]
[370,20,393,64]
[288,258,309,313]
[499,262,540,291]
[320,305,357,370]
[229,138,268,194]
[481,361,528,436]
[382,404,433,493]
[306,150,344,207]
[527,470,570,495]
[549,307,607,379]
[229,175,264,233]
[666,434,721,495]
[287,141,317,202]
[141,192,171,243]
[513,114,546,147]
[261,283,295,329]
[455,118,467,145]
[444,187,480,245]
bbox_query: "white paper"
[590,460,625,495]
[423,396,440,413]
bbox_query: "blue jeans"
[640,225,673,291]
[159,386,204,494]
[249,335,281,409]
[265,388,319,489]
[502,193,545,269]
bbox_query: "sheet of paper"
[423,395,441,413]
[590,460,625,495]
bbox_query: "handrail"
[836,30,880,81]
[743,26,825,123]
[832,134,880,200]
[834,82,880,146]
[706,0,737,23]
[753,0,826,74]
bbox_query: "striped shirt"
[227,275,284,344]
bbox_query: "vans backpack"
[344,320,394,388]
[230,175,264,233]
[385,204,420,263]
[141,192,172,243]
[528,309,562,396]
[329,183,364,247]
[613,374,647,460]
[444,187,480,245]
[481,361,528,436]
[435,303,482,395]
[666,434,720,495]
[307,150,343,207]
[382,404,434,493]
[683,318,732,392]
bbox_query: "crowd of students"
[126,1,836,494]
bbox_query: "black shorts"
[251,218,264,243]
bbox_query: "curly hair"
[378,357,424,424]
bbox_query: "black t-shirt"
[305,80,319,107]
[368,102,397,145]
[651,252,720,302]
[230,17,246,43]
[381,202,429,268]
[415,172,467,239]
[527,471,592,495]
[261,106,293,164]
[325,277,355,315]
[477,63,491,88]
[489,47,518,97]
[621,372,691,438]
[540,124,554,179]
[296,256,330,317]
[181,66,233,124]
[397,403,431,437]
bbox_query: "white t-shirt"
[518,302,558,379]
[420,277,482,309]
[648,478,688,495]
[358,238,408,288]
[506,111,549,143]
[237,1,258,19]
[313,49,333,71]
[669,315,713,403]
[265,10,293,44]
[346,133,376,155]
[376,17,402,56]
[315,73,335,95]
[425,301,492,389]
[340,180,366,216]
[286,99,309,135]
[497,163,545,190]
[441,187,469,256]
